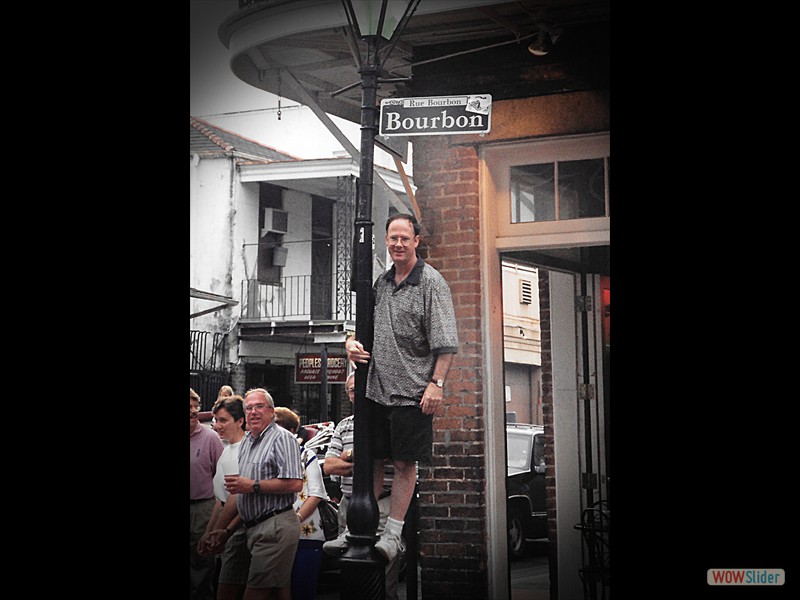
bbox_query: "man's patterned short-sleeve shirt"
[366,257,458,407]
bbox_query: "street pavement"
[511,540,550,600]
[314,540,550,599]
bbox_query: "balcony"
[240,276,354,323]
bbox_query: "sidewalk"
[512,591,550,600]
[314,565,418,599]
[316,566,549,600]
[315,543,550,599]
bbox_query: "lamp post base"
[339,538,386,600]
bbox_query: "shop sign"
[379,94,492,136]
[295,353,348,384]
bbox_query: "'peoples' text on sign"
[295,353,348,384]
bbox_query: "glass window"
[511,163,555,223]
[558,158,606,219]
[511,156,609,223]
[506,430,532,471]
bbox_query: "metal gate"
[574,273,610,600]
[190,330,230,411]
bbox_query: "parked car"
[506,422,547,559]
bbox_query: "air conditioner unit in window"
[262,208,289,234]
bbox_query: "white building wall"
[501,262,541,366]
[238,339,299,363]
[190,155,238,335]
[501,261,542,424]
[234,180,261,285]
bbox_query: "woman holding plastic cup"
[197,395,249,600]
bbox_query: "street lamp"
[336,2,419,599]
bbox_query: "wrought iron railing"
[190,330,229,411]
[575,501,610,599]
[241,276,355,321]
[190,330,227,371]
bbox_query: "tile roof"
[190,116,298,163]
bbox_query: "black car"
[506,423,547,559]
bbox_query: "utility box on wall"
[257,232,283,285]
[272,246,289,267]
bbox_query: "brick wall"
[411,137,488,599]
[538,270,559,596]
[537,271,555,536]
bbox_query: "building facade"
[190,116,411,424]
[502,261,543,426]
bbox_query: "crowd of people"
[189,213,459,600]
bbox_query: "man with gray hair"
[208,388,303,600]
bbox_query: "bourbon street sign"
[379,94,492,137]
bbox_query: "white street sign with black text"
[379,94,492,136]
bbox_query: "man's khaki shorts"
[245,508,299,589]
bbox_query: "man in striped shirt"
[209,388,303,599]
[323,374,402,600]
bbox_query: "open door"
[548,267,610,600]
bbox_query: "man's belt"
[243,505,293,528]
[190,497,214,504]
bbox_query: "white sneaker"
[322,529,349,555]
[374,528,405,562]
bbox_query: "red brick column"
[410,137,487,599]
[538,270,559,595]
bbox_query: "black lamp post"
[337,2,418,599]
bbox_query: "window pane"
[558,158,606,219]
[506,430,533,471]
[511,164,555,223]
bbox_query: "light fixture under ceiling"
[528,24,562,57]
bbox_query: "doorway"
[245,363,291,404]
[480,133,610,600]
[501,250,610,600]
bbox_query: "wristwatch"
[431,378,444,388]
[253,480,261,494]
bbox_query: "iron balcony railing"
[241,276,354,321]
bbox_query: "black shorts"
[368,401,433,463]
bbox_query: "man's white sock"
[385,516,404,536]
